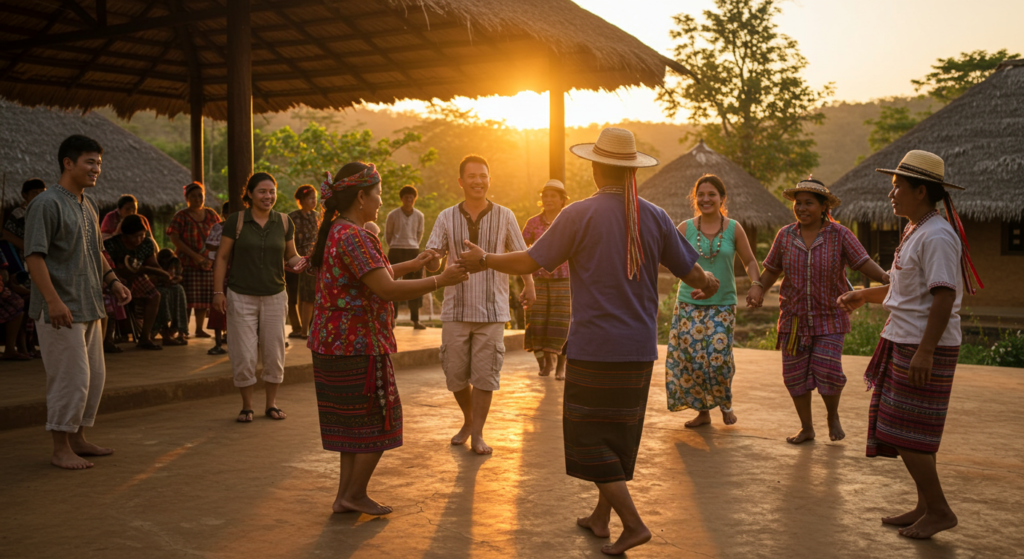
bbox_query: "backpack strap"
[280,211,292,238]
[235,209,245,240]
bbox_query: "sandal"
[137,340,164,351]
[237,409,254,423]
[265,407,287,420]
[162,337,186,347]
[103,341,124,354]
[207,345,227,355]
[287,331,304,339]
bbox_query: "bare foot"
[899,510,958,539]
[69,440,114,457]
[471,435,492,455]
[333,496,393,516]
[828,415,845,441]
[601,524,652,556]
[450,424,471,446]
[538,356,553,377]
[882,506,926,526]
[51,449,94,470]
[786,428,815,444]
[684,411,711,428]
[721,409,738,425]
[577,515,611,538]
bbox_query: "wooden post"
[226,0,252,213]
[189,80,204,185]
[548,54,565,183]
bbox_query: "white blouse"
[881,213,963,346]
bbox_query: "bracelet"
[107,278,122,289]
[432,276,438,290]
[213,291,224,295]
[103,269,116,280]
[751,281,764,288]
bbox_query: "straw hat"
[875,150,964,190]
[783,177,841,209]
[540,179,567,195]
[569,127,659,168]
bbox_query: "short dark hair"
[459,155,489,177]
[399,185,418,198]
[243,172,276,204]
[116,194,138,209]
[121,214,146,235]
[22,178,46,196]
[906,176,946,205]
[294,184,315,200]
[57,135,103,175]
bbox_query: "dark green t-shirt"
[224,209,294,296]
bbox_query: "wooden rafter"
[66,2,161,89]
[0,6,68,81]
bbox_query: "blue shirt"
[528,191,699,362]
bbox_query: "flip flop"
[237,409,254,423]
[265,407,286,420]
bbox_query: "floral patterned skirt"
[665,302,736,412]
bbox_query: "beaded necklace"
[695,214,725,265]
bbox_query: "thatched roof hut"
[638,140,792,229]
[0,0,694,120]
[831,59,1024,224]
[0,98,191,210]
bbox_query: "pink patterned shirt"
[763,222,870,338]
[522,213,570,280]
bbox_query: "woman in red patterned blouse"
[166,182,222,337]
[308,162,468,517]
[750,178,888,445]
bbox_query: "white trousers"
[226,289,288,388]
[36,318,106,432]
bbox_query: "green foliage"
[657,285,680,344]
[657,0,834,188]
[843,305,888,356]
[255,122,438,214]
[958,329,1024,368]
[864,105,933,154]
[911,49,1020,104]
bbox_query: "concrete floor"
[1,348,1021,558]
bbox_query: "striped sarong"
[182,267,214,309]
[563,359,653,482]
[313,353,403,453]
[865,338,958,457]
[781,333,846,397]
[524,278,570,354]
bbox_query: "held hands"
[746,285,764,308]
[290,256,310,273]
[436,262,470,287]
[520,285,536,310]
[414,249,442,270]
[835,290,866,313]
[690,271,720,301]
[458,240,487,273]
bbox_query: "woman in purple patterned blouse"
[749,178,888,445]
[521,180,571,380]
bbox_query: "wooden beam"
[66,2,161,90]
[0,75,182,99]
[226,0,252,214]
[0,52,185,83]
[59,0,97,27]
[548,53,565,183]
[0,6,68,81]
[96,0,107,27]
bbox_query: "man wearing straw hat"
[838,150,982,539]
[459,127,719,555]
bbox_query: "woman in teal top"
[665,174,762,427]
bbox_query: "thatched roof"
[0,98,192,210]
[832,59,1024,224]
[638,140,792,229]
[0,0,695,120]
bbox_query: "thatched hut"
[0,98,193,215]
[638,140,792,276]
[830,60,1024,308]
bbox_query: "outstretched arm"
[458,240,542,276]
[361,263,468,302]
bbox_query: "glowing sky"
[379,0,1024,129]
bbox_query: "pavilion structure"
[0,0,694,211]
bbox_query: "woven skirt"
[313,353,403,453]
[524,278,570,354]
[865,338,958,458]
[182,267,214,309]
[780,333,847,397]
[563,359,654,483]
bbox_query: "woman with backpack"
[212,173,308,423]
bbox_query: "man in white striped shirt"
[425,155,535,455]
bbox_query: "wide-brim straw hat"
[875,150,964,190]
[569,127,659,168]
[783,177,842,209]
[540,179,567,195]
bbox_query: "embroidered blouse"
[522,213,570,280]
[307,221,396,356]
[165,207,222,268]
[763,222,870,338]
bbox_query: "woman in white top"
[838,150,982,540]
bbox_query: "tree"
[864,105,933,154]
[911,49,1020,104]
[254,122,438,213]
[657,0,833,188]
